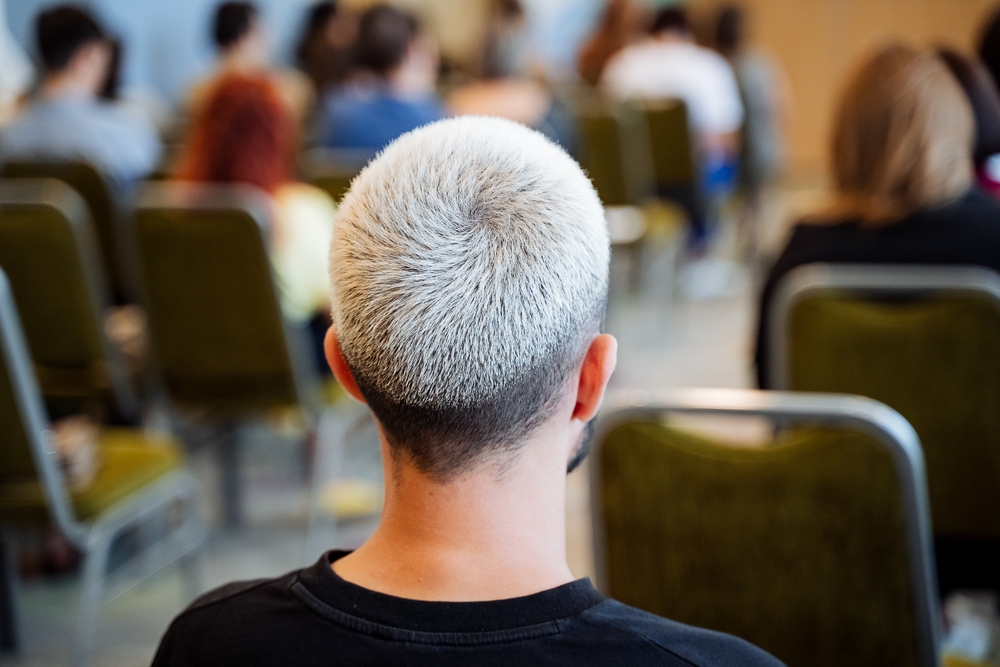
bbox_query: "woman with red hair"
[177,74,334,334]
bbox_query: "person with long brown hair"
[177,73,334,335]
[755,44,1000,389]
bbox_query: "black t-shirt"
[152,551,783,666]
[755,189,1000,388]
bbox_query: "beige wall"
[690,0,998,175]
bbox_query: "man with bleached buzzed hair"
[152,117,782,666]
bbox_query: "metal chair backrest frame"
[592,387,939,667]
[131,182,318,418]
[0,161,127,301]
[0,178,137,420]
[0,268,88,545]
[767,263,1000,540]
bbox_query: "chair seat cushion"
[0,428,183,524]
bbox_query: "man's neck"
[333,430,575,602]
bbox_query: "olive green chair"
[130,182,322,526]
[0,179,138,422]
[638,99,698,190]
[0,267,204,667]
[578,104,655,209]
[300,147,371,205]
[0,161,129,302]
[593,388,940,667]
[767,263,1000,594]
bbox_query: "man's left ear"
[571,333,617,423]
[324,327,367,404]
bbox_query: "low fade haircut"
[331,117,609,481]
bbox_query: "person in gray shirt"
[0,6,161,188]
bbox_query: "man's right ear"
[324,328,367,404]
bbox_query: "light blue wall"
[6,0,314,103]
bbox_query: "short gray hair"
[331,116,609,479]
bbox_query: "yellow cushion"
[0,428,183,524]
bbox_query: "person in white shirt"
[600,7,743,193]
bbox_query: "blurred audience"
[295,1,357,97]
[755,44,999,388]
[480,0,531,79]
[320,4,444,155]
[177,74,334,359]
[601,7,744,194]
[576,0,648,87]
[0,0,34,124]
[447,0,576,153]
[938,48,1000,198]
[188,2,312,121]
[0,6,161,188]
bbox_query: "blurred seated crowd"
[1,0,1000,664]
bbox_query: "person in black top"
[755,44,1000,388]
[153,117,781,666]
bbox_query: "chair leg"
[178,491,204,604]
[72,532,111,667]
[0,532,20,653]
[217,425,243,529]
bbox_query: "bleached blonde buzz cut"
[330,116,610,480]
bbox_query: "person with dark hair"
[0,5,161,186]
[151,115,781,667]
[188,1,312,120]
[714,4,790,254]
[938,48,1000,198]
[295,1,357,95]
[320,4,444,154]
[978,7,1000,92]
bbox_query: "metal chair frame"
[0,269,205,667]
[131,183,329,529]
[591,387,941,667]
[0,178,139,420]
[766,263,1000,390]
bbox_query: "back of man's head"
[37,5,105,72]
[214,2,258,50]
[354,4,418,77]
[331,117,609,481]
[651,7,689,36]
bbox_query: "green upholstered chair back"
[0,179,136,420]
[593,389,939,667]
[768,264,1000,541]
[300,147,370,205]
[578,105,655,208]
[132,183,314,416]
[0,268,84,541]
[0,161,126,300]
[639,100,697,187]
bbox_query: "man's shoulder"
[170,570,300,625]
[584,599,785,667]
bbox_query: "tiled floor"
[0,188,805,666]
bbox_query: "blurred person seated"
[295,1,358,97]
[938,48,1000,199]
[320,4,444,156]
[151,116,782,667]
[188,2,312,121]
[177,74,334,370]
[0,5,161,188]
[601,7,744,196]
[978,7,1000,92]
[755,44,1000,388]
[447,0,576,153]
[715,5,791,255]
[577,0,649,87]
